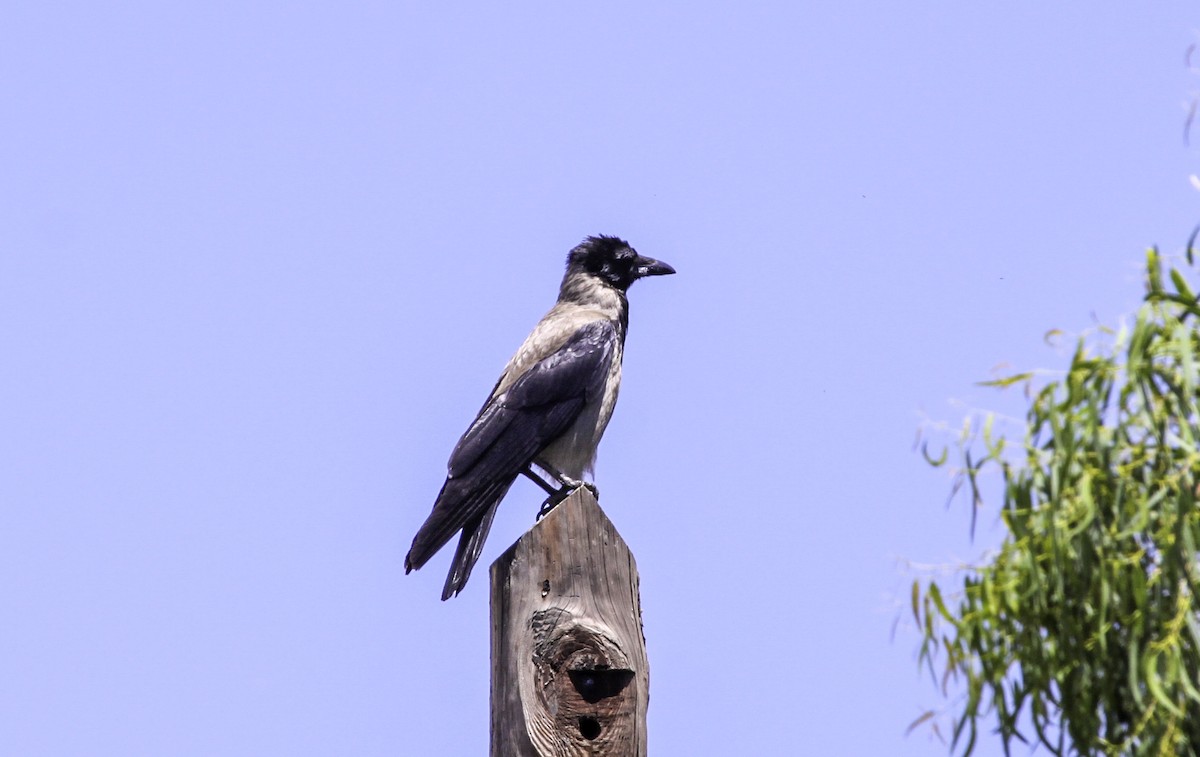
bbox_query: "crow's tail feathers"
[405,474,516,599]
[440,497,502,600]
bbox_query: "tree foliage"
[915,241,1200,756]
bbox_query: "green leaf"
[905,710,936,736]
[928,582,957,626]
[1143,650,1184,718]
[1147,247,1164,294]
[922,441,948,467]
[1170,268,1195,301]
[978,372,1034,388]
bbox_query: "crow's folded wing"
[448,319,616,480]
[405,319,616,580]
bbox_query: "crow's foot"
[535,480,600,519]
[537,487,572,519]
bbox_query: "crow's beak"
[634,256,676,278]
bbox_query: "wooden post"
[490,487,649,757]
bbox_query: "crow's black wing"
[446,320,616,480]
[405,319,616,598]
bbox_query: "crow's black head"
[566,235,675,291]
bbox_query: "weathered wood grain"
[490,487,649,756]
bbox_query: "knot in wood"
[528,613,637,753]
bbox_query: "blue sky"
[3,2,1198,755]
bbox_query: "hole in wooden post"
[568,668,635,704]
[578,716,601,740]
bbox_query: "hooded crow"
[405,235,674,599]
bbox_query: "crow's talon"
[536,489,570,520]
[536,479,601,519]
[554,475,598,501]
[538,487,570,518]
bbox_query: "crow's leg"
[533,460,600,501]
[525,463,599,520]
[521,466,559,496]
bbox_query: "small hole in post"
[578,716,601,740]
[540,580,550,598]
